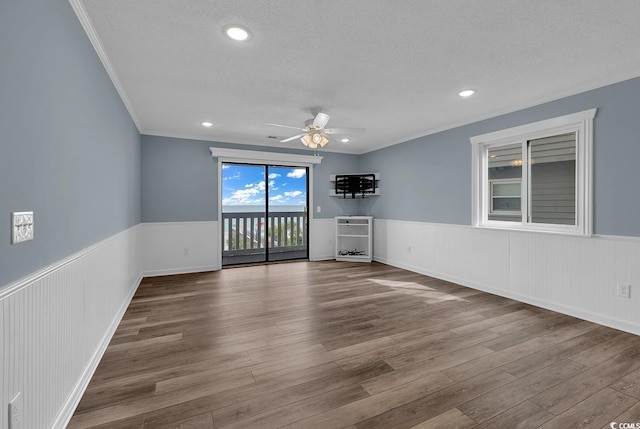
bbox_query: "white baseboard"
[142,265,221,277]
[374,218,640,337]
[378,254,640,337]
[1,225,142,429]
[309,255,335,262]
[140,221,220,275]
[6,217,639,429]
[52,273,142,429]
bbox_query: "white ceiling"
[73,0,640,154]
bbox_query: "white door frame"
[210,147,323,268]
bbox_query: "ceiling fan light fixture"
[225,26,250,41]
[300,134,313,147]
[271,112,361,150]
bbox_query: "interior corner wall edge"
[373,219,640,336]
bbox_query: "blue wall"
[141,136,217,222]
[3,0,636,289]
[360,76,640,237]
[0,0,141,287]
[142,76,640,236]
[140,135,361,221]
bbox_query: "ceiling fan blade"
[324,127,366,135]
[266,123,306,131]
[312,112,330,129]
[280,133,307,143]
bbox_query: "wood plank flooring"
[68,261,640,429]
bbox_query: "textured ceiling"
[75,0,640,154]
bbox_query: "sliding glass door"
[221,163,308,266]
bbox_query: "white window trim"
[209,147,323,166]
[470,108,596,236]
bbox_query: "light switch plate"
[12,211,34,244]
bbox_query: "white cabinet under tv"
[335,216,373,262]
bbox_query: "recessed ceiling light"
[341,138,350,143]
[459,89,475,97]
[201,121,214,127]
[225,26,250,41]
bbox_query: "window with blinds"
[470,109,596,236]
[529,133,576,225]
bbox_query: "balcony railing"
[222,211,307,257]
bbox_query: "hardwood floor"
[68,261,640,429]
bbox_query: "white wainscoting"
[0,218,331,429]
[140,221,220,276]
[373,219,640,336]
[140,219,332,273]
[0,225,142,429]
[5,218,638,428]
[309,218,336,261]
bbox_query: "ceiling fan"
[267,112,365,149]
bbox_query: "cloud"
[284,190,303,198]
[224,172,241,181]
[269,195,284,202]
[287,169,306,179]
[222,189,264,205]
[223,181,265,205]
[268,173,281,179]
[222,164,230,169]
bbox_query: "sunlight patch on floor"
[368,278,470,303]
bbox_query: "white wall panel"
[140,219,334,270]
[374,219,640,336]
[376,220,510,294]
[140,222,219,276]
[0,226,141,429]
[3,219,639,429]
[309,218,335,261]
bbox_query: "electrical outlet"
[617,283,631,299]
[11,211,34,244]
[9,392,22,429]
[183,248,189,256]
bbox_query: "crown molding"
[68,0,142,132]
